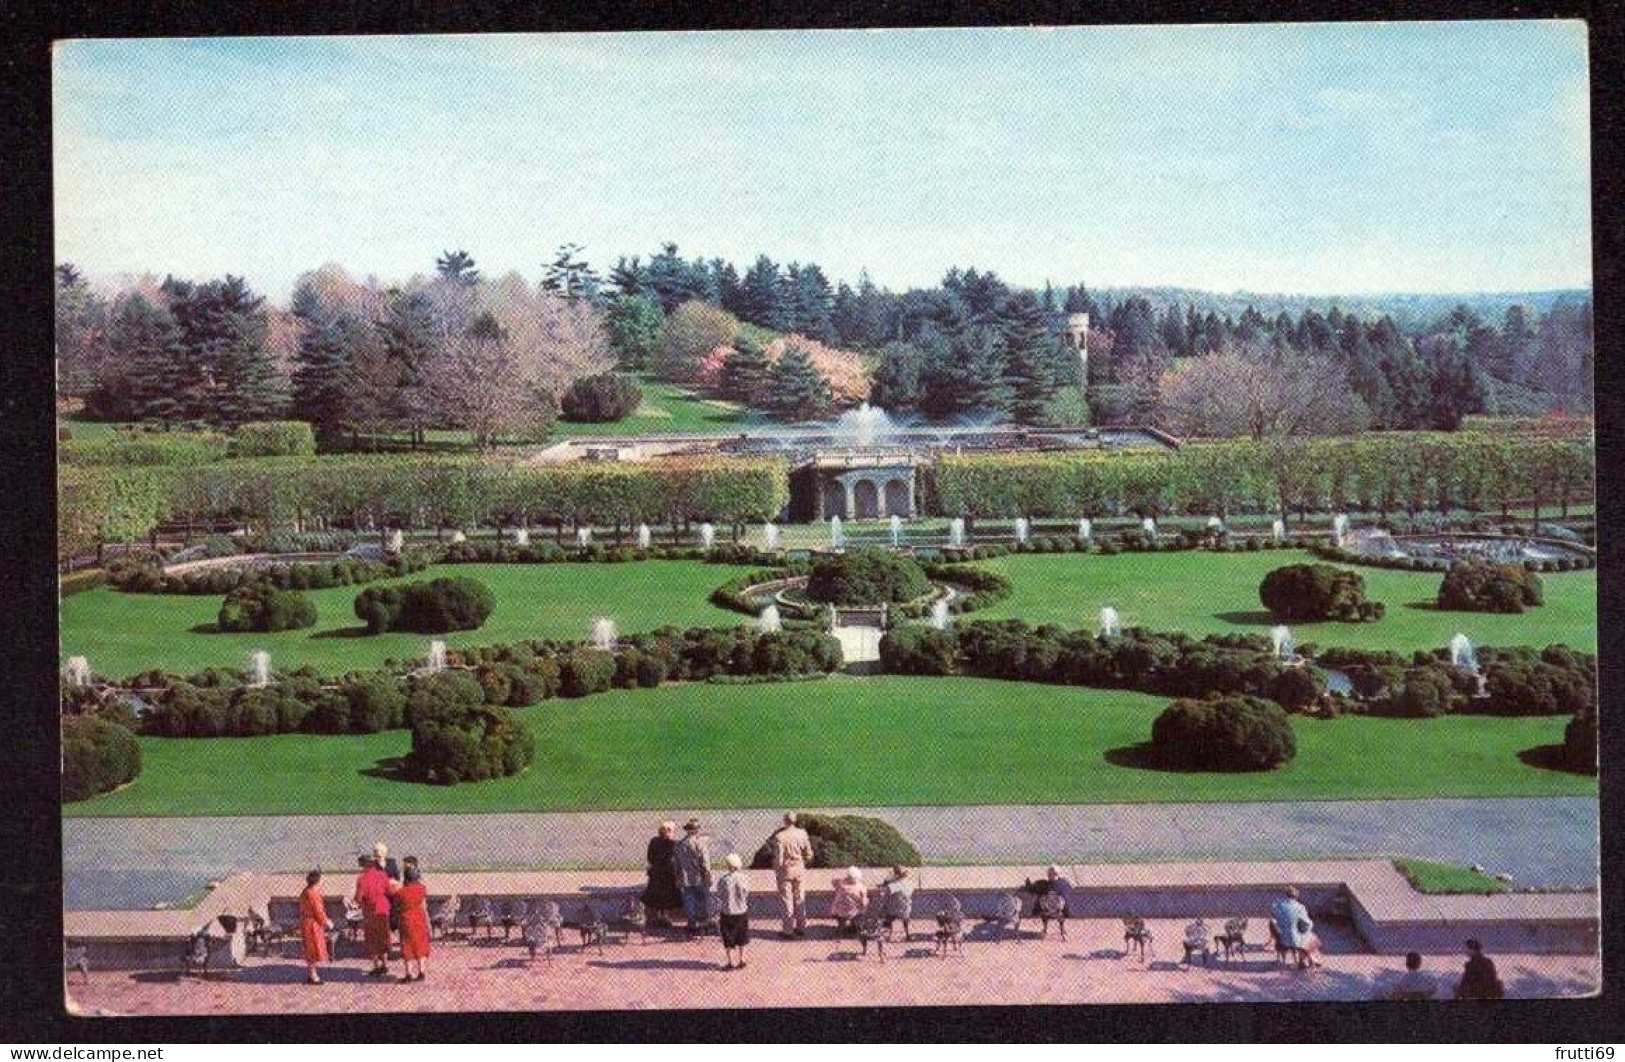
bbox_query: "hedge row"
[1308,541,1595,574]
[931,433,1593,522]
[106,550,431,595]
[355,577,496,635]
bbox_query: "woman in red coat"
[299,870,333,985]
[395,864,431,982]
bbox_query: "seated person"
[1453,939,1505,999]
[1269,886,1319,969]
[1385,951,1438,1001]
[829,867,868,933]
[880,866,915,940]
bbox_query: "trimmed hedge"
[62,715,142,802]
[108,550,429,595]
[230,420,317,457]
[1438,560,1544,614]
[749,814,921,871]
[355,576,495,634]
[805,547,930,605]
[402,672,535,785]
[1148,695,1297,772]
[1259,563,1383,622]
[216,585,317,633]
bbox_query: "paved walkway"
[63,916,1600,1016]
[63,798,1597,910]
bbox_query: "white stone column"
[844,480,856,520]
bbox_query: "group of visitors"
[1382,940,1506,1001]
[297,842,431,986]
[639,817,754,969]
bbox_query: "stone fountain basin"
[743,575,957,624]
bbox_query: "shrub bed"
[1437,560,1544,613]
[1259,563,1384,622]
[1148,694,1297,771]
[62,715,143,802]
[355,576,496,634]
[806,547,930,605]
[560,373,643,422]
[217,585,318,633]
[749,814,920,871]
[107,550,430,595]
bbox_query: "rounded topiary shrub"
[749,813,921,870]
[1148,694,1297,771]
[1437,559,1543,614]
[403,676,535,785]
[341,671,407,733]
[1382,665,1458,718]
[806,547,930,605]
[879,625,959,675]
[560,372,643,422]
[1265,666,1321,712]
[560,647,617,698]
[1259,563,1381,622]
[62,715,142,802]
[355,577,495,634]
[217,584,317,633]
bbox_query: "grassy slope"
[973,550,1596,654]
[60,561,754,678]
[549,379,752,437]
[1393,857,1511,894]
[64,676,1592,817]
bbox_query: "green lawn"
[63,676,1593,817]
[548,378,754,437]
[60,561,754,679]
[972,550,1596,654]
[1392,857,1510,894]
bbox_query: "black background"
[2,0,1620,1044]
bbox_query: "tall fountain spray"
[386,529,405,553]
[1332,514,1349,548]
[64,656,92,688]
[948,518,966,549]
[1449,633,1479,675]
[930,599,951,631]
[1207,516,1224,531]
[890,515,903,548]
[636,523,652,549]
[1078,518,1092,544]
[513,526,530,547]
[590,618,618,651]
[763,522,781,551]
[832,402,897,449]
[249,650,272,687]
[699,522,716,550]
[576,526,593,548]
[426,640,447,674]
[1014,517,1030,544]
[1098,607,1121,638]
[1270,626,1296,662]
[830,516,844,550]
[757,604,782,634]
[1272,518,1286,542]
[827,604,839,634]
[1142,516,1157,537]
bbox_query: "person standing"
[672,818,714,935]
[394,863,431,983]
[1454,939,1506,999]
[714,853,751,970]
[298,870,333,986]
[642,821,683,928]
[353,853,393,978]
[770,812,814,938]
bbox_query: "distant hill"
[1091,285,1592,335]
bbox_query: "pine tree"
[742,255,785,330]
[1002,291,1063,424]
[377,289,440,442]
[293,310,363,443]
[103,294,185,423]
[541,243,599,299]
[720,334,771,403]
[436,250,480,286]
[763,342,833,420]
[167,275,288,427]
[784,263,834,341]
[948,324,1013,420]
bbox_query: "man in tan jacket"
[770,812,815,937]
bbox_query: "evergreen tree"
[167,275,288,427]
[1500,304,1538,384]
[101,294,184,423]
[610,256,647,297]
[55,261,106,398]
[712,258,746,318]
[435,250,480,286]
[784,263,835,341]
[605,294,665,371]
[870,340,926,410]
[377,289,441,443]
[1002,291,1064,423]
[741,255,785,330]
[720,333,770,403]
[293,310,362,443]
[541,243,599,299]
[762,342,833,420]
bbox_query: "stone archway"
[883,479,911,517]
[853,479,881,519]
[822,480,847,519]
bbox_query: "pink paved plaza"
[64,918,1599,1015]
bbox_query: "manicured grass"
[63,676,1593,817]
[59,561,754,679]
[972,550,1596,654]
[549,378,753,437]
[1393,857,1510,894]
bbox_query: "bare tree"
[1159,341,1369,440]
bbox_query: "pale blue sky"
[53,23,1592,302]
